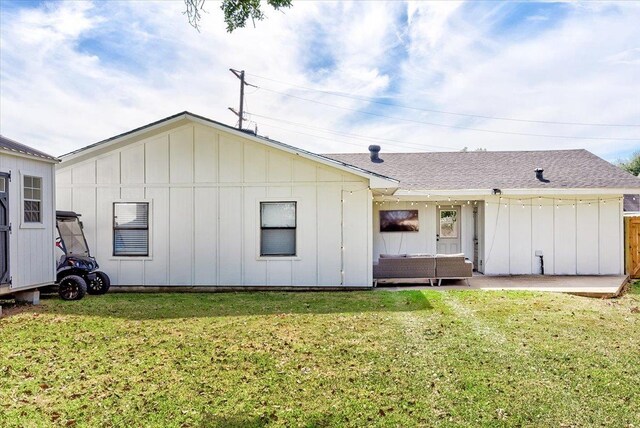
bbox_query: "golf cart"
[54,210,110,300]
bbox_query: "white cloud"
[0,0,638,161]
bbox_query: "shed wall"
[0,153,56,294]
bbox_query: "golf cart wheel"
[87,271,111,295]
[58,275,87,301]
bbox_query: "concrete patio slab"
[376,275,629,298]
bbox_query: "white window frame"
[20,171,45,229]
[256,198,301,261]
[110,199,153,260]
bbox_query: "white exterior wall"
[56,123,372,287]
[372,201,477,262]
[371,194,622,277]
[0,152,56,295]
[483,195,623,275]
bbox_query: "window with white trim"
[113,202,149,256]
[260,202,296,256]
[23,176,42,223]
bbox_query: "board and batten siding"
[372,202,482,266]
[56,123,373,287]
[0,152,56,294]
[483,195,623,275]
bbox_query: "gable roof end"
[59,111,398,189]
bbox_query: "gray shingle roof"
[326,149,640,190]
[0,135,57,161]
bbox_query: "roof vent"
[535,168,549,183]
[369,145,383,163]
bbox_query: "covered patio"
[376,274,630,298]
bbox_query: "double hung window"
[260,202,296,256]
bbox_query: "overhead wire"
[248,112,462,151]
[246,72,640,128]
[253,86,640,142]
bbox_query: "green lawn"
[1,284,639,427]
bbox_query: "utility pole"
[228,68,257,131]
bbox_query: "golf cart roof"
[56,210,82,219]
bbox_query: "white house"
[330,149,640,276]
[0,136,57,301]
[55,112,640,288]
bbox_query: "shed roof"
[326,149,640,191]
[0,135,58,162]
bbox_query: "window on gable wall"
[23,176,42,223]
[113,202,149,256]
[260,202,296,256]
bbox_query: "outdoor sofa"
[373,253,473,286]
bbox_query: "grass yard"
[1,284,639,427]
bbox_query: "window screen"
[23,176,42,223]
[260,202,296,256]
[113,202,149,256]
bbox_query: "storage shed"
[0,136,57,302]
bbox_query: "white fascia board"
[0,148,59,164]
[58,114,190,165]
[391,187,639,197]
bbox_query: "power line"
[249,112,462,151]
[246,72,640,128]
[254,122,382,150]
[254,86,640,141]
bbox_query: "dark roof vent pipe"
[369,145,383,163]
[535,168,549,183]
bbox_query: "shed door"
[0,173,9,285]
[436,206,461,254]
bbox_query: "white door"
[436,206,461,254]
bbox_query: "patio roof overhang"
[373,187,638,198]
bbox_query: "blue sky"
[0,1,638,161]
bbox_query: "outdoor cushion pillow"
[436,253,465,258]
[380,254,406,258]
